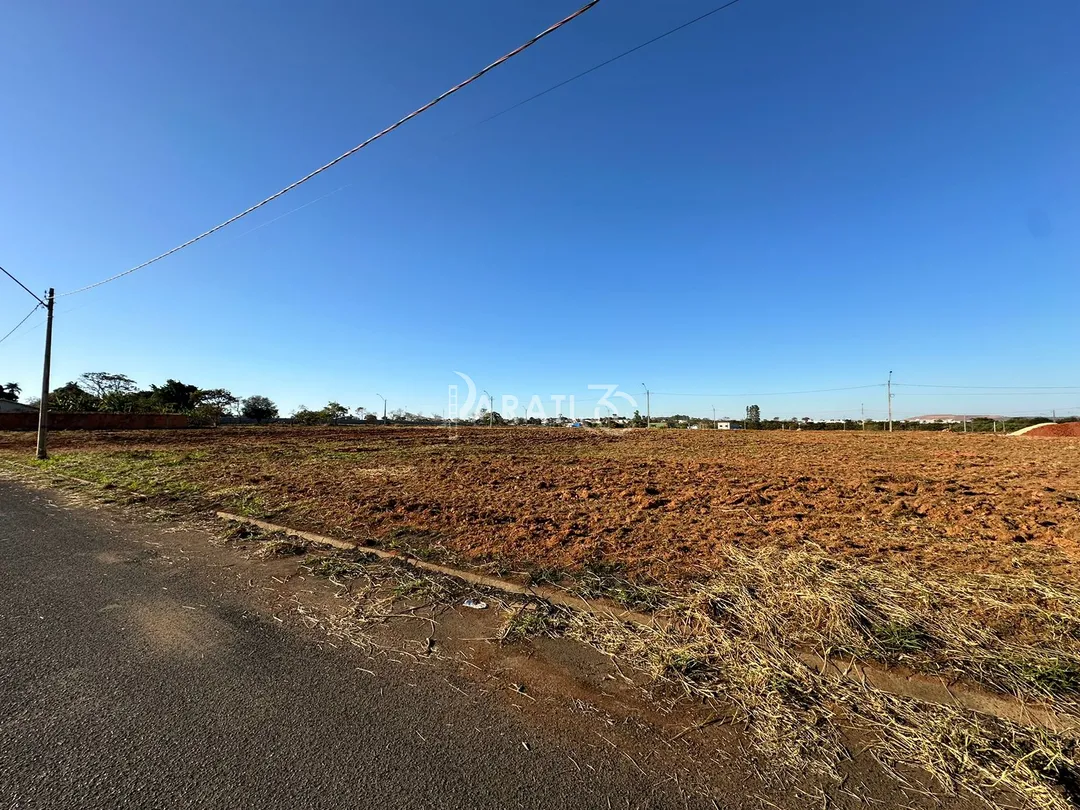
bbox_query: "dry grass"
[539,545,1080,809]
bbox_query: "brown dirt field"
[1024,422,1080,437]
[3,426,1078,583]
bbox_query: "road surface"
[0,480,713,809]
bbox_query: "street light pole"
[376,393,387,420]
[483,390,493,426]
[641,383,650,428]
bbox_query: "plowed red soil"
[1023,422,1080,437]
[3,427,1078,581]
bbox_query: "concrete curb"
[216,512,659,628]
[799,651,1079,735]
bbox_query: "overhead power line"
[1,265,46,307]
[227,0,749,243]
[652,384,886,398]
[58,0,601,298]
[898,391,1080,398]
[894,383,1080,390]
[234,184,352,239]
[473,0,744,127]
[0,304,42,346]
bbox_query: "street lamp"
[376,393,387,420]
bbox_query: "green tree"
[291,406,324,426]
[474,408,504,426]
[241,395,278,423]
[187,389,238,426]
[745,404,761,428]
[324,401,349,425]
[197,388,239,420]
[0,382,20,402]
[79,372,137,401]
[49,382,99,411]
[150,379,200,412]
[100,390,157,412]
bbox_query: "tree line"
[11,371,279,425]
[7,375,1073,433]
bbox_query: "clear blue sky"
[2,0,1077,421]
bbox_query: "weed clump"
[498,604,559,643]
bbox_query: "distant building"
[905,414,1005,424]
[0,400,36,413]
[716,420,743,430]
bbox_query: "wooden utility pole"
[642,383,650,428]
[36,288,55,460]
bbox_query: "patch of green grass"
[31,451,207,500]
[498,605,556,643]
[393,577,431,598]
[1016,658,1080,697]
[574,562,669,612]
[228,488,270,518]
[871,621,933,656]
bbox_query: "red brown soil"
[1023,422,1080,437]
[2,427,1078,581]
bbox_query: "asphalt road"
[0,480,711,809]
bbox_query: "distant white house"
[0,400,36,413]
[716,420,743,430]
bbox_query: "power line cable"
[894,383,1080,390]
[0,304,43,346]
[224,0,749,242]
[899,391,1080,397]
[234,184,352,239]
[473,0,744,128]
[1,265,46,307]
[58,0,600,298]
[652,384,886,398]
